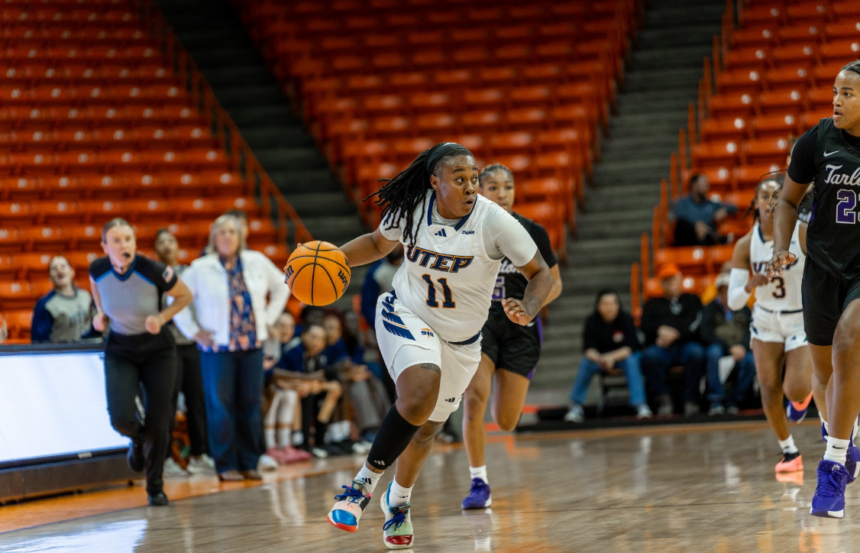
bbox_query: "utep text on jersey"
[405,244,474,273]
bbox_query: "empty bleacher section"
[0,0,311,342]
[635,0,860,311]
[228,0,643,258]
[151,0,367,250]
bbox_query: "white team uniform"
[376,190,537,422]
[749,222,807,352]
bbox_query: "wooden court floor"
[1,421,855,553]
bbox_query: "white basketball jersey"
[389,193,509,343]
[749,222,805,311]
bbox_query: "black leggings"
[173,343,209,457]
[104,330,177,494]
[300,393,329,448]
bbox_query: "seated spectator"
[565,290,652,423]
[703,273,756,415]
[323,311,391,442]
[673,174,737,246]
[275,323,342,458]
[262,311,310,463]
[264,312,298,370]
[31,256,98,343]
[640,264,706,416]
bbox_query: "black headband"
[425,142,470,175]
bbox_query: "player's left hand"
[145,314,163,335]
[502,298,535,326]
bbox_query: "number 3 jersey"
[788,117,860,281]
[749,222,805,311]
[379,190,537,343]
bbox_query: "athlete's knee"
[412,420,444,446]
[833,320,860,361]
[494,409,521,432]
[783,379,810,402]
[395,364,442,423]
[757,368,782,396]
[110,411,140,438]
[464,380,490,412]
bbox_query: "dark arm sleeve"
[582,316,597,352]
[621,313,641,351]
[529,222,558,268]
[787,126,818,185]
[30,296,53,343]
[136,256,178,292]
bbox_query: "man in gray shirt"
[31,256,97,343]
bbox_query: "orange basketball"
[284,241,351,306]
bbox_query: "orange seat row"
[1,148,231,175]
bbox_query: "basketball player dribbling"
[769,61,860,518]
[728,178,813,474]
[325,143,553,549]
[460,164,563,510]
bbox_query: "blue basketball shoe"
[822,423,860,483]
[462,478,492,510]
[810,460,848,519]
[327,481,371,532]
[786,392,813,423]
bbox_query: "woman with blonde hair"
[174,215,290,481]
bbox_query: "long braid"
[365,145,473,245]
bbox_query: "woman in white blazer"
[174,215,290,481]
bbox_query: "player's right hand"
[766,251,797,278]
[745,274,770,291]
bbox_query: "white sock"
[278,428,291,448]
[824,437,850,465]
[470,465,488,484]
[265,428,276,450]
[777,435,799,454]
[292,431,304,446]
[389,478,413,507]
[824,421,830,436]
[854,417,860,443]
[354,464,382,495]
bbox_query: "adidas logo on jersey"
[434,229,447,237]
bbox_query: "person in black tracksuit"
[770,60,860,518]
[460,164,563,510]
[90,219,193,506]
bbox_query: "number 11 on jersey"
[422,274,456,309]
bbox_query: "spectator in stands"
[673,174,737,246]
[154,229,215,476]
[323,311,391,442]
[264,311,298,370]
[702,273,756,416]
[263,310,311,464]
[0,319,6,344]
[225,209,250,242]
[360,245,404,327]
[31,256,98,343]
[275,323,342,458]
[640,263,706,416]
[174,214,290,481]
[565,290,651,423]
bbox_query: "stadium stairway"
[530,0,726,402]
[151,0,367,255]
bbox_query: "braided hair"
[365,143,474,245]
[478,163,514,186]
[842,60,860,77]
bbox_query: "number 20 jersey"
[382,191,535,343]
[749,222,805,311]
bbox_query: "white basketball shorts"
[374,292,482,422]
[750,304,808,352]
